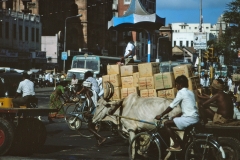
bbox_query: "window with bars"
[25,27,28,41]
[31,28,35,41]
[5,22,9,38]
[19,25,22,40]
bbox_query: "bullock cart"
[0,107,57,156]
[204,121,240,159]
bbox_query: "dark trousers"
[12,95,35,108]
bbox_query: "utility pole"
[198,0,203,76]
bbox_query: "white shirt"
[86,77,100,94]
[201,78,209,87]
[16,79,35,97]
[45,73,50,81]
[71,78,78,85]
[228,79,232,90]
[124,41,135,58]
[169,88,199,117]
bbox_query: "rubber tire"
[67,115,82,131]
[218,137,240,160]
[77,121,101,138]
[185,139,223,160]
[129,132,161,160]
[0,117,14,156]
[117,125,129,140]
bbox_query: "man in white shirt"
[12,73,35,108]
[123,35,135,65]
[71,74,78,85]
[155,75,199,151]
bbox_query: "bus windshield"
[72,58,99,71]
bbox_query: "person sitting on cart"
[155,75,199,152]
[76,71,106,146]
[197,79,233,124]
[48,85,67,123]
[12,72,36,108]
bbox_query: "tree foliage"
[221,0,240,64]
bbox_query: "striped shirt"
[16,79,35,97]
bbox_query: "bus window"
[86,60,98,71]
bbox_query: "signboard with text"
[193,32,207,49]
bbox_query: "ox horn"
[103,81,110,100]
[107,81,114,100]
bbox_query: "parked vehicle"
[0,67,57,156]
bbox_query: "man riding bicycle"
[155,75,199,151]
[76,71,106,146]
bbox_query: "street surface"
[1,87,129,160]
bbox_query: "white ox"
[92,93,182,158]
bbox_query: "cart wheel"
[0,117,14,156]
[218,137,240,160]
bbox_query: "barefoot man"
[197,79,233,124]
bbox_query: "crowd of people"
[11,65,240,149]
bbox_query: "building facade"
[0,9,43,69]
[171,15,228,48]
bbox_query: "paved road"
[1,87,130,160]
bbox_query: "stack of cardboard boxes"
[103,64,139,100]
[138,62,160,97]
[102,65,122,100]
[102,63,200,101]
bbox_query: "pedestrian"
[71,74,78,85]
[45,72,50,87]
[12,73,35,108]
[49,71,54,86]
[123,35,135,65]
[96,74,103,98]
[227,77,232,92]
[48,85,66,123]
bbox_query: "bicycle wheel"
[76,121,101,138]
[185,139,223,160]
[66,115,82,131]
[129,132,161,160]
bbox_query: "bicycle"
[129,117,225,160]
[64,92,102,138]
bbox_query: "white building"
[171,15,228,48]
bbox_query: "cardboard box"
[140,89,157,98]
[232,74,240,81]
[120,65,138,77]
[138,77,154,90]
[111,87,122,100]
[121,76,134,88]
[173,64,193,78]
[107,65,120,75]
[121,87,139,98]
[133,72,139,87]
[154,72,175,90]
[138,62,160,77]
[102,74,121,87]
[157,88,177,99]
[188,76,201,91]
